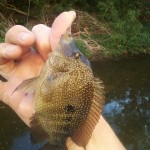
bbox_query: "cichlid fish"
[14,31,105,150]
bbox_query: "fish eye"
[73,52,80,59]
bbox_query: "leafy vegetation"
[75,38,91,58]
[97,0,150,56]
[0,0,149,58]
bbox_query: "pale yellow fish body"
[16,33,105,150]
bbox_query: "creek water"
[0,55,150,150]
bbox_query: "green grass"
[0,37,4,42]
[74,38,92,58]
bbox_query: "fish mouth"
[56,33,91,67]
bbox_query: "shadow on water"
[92,55,150,150]
[0,55,150,150]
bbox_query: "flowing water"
[0,55,150,150]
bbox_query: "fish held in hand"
[14,32,105,149]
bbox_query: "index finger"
[5,25,35,47]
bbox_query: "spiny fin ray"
[30,114,49,144]
[72,78,105,147]
[12,77,38,95]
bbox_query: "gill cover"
[56,32,91,68]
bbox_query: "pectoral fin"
[12,77,38,95]
[71,78,105,148]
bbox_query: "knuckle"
[32,24,51,33]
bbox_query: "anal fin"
[30,115,49,144]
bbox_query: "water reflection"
[0,103,45,150]
[0,56,150,150]
[92,56,150,150]
[11,132,43,150]
[0,103,26,150]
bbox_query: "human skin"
[0,11,125,150]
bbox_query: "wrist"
[87,116,125,150]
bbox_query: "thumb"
[50,11,76,51]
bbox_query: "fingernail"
[6,46,15,55]
[18,32,31,41]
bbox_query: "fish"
[14,31,105,150]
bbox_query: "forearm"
[87,116,126,150]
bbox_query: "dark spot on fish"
[63,126,70,133]
[65,116,72,122]
[65,104,75,113]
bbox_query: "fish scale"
[35,60,93,144]
[14,32,105,150]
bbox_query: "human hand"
[0,11,125,150]
[0,11,76,126]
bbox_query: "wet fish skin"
[14,33,105,149]
[35,37,94,144]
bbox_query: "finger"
[0,43,23,64]
[14,94,35,126]
[50,11,76,51]
[5,25,35,47]
[32,24,51,60]
[0,43,23,79]
[66,138,84,150]
[0,80,5,100]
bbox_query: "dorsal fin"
[71,78,105,148]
